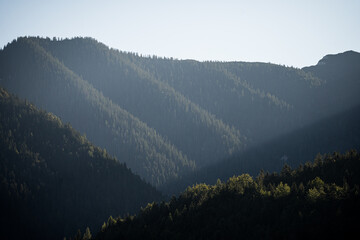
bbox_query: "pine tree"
[83,227,92,240]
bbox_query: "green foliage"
[227,174,255,194]
[106,216,117,227]
[273,182,291,198]
[82,227,92,240]
[95,150,360,240]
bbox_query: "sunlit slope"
[35,37,247,167]
[0,37,194,186]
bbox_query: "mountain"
[94,150,360,240]
[34,37,246,168]
[162,104,360,194]
[1,36,359,239]
[0,87,162,239]
[129,51,360,143]
[302,50,360,118]
[128,57,319,142]
[1,37,359,188]
[0,37,195,186]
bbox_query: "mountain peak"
[317,50,360,66]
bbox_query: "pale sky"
[1,0,359,68]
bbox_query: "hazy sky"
[1,0,359,68]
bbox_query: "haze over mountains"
[1,37,359,189]
[164,104,360,194]
[0,36,359,239]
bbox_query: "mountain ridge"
[1,36,359,189]
[34,37,246,167]
[0,37,195,186]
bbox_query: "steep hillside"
[122,57,316,139]
[125,51,359,143]
[0,87,162,239]
[95,150,360,240]
[163,105,360,194]
[1,37,359,187]
[0,37,194,186]
[302,50,360,117]
[34,37,246,167]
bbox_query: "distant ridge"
[315,50,360,66]
[1,36,359,189]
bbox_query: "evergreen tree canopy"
[96,150,360,240]
[0,87,162,239]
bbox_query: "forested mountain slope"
[162,105,360,194]
[124,56,317,142]
[0,87,163,239]
[1,37,359,188]
[0,37,195,186]
[34,37,246,168]
[127,51,360,143]
[95,150,360,240]
[302,50,360,118]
